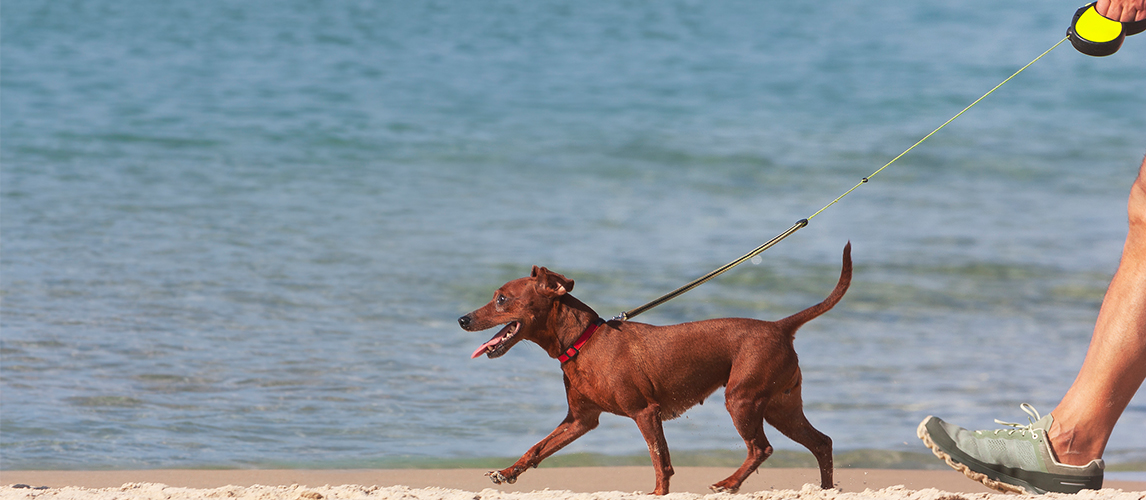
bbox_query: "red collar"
[558,318,605,364]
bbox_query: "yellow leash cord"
[806,36,1071,222]
[614,36,1071,323]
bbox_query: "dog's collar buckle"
[559,318,605,364]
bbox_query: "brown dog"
[458,243,851,495]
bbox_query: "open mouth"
[470,321,521,359]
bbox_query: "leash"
[610,35,1073,323]
[612,3,1144,323]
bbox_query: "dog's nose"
[458,315,472,329]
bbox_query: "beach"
[4,0,1146,492]
[3,468,1144,500]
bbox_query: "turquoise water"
[2,0,1144,470]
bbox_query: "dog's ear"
[532,266,574,297]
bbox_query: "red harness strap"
[558,318,605,364]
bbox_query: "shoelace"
[991,403,1044,438]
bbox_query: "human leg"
[1048,154,1146,465]
[919,155,1146,493]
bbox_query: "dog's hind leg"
[764,384,834,489]
[711,393,773,493]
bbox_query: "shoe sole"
[917,418,1027,494]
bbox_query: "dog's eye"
[496,294,507,306]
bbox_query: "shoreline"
[2,467,1144,498]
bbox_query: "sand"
[2,468,1143,500]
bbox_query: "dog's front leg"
[633,405,673,495]
[488,408,600,486]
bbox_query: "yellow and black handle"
[1068,2,1146,56]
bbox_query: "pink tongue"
[470,337,504,359]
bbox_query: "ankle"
[1048,417,1103,466]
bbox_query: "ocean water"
[2,0,1144,471]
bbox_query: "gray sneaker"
[918,404,1104,494]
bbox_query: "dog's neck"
[534,294,600,359]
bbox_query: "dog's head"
[459,266,574,359]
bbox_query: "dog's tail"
[776,242,852,332]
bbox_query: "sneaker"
[917,404,1104,494]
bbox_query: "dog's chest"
[562,357,720,419]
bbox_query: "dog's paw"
[709,484,740,494]
[486,470,517,485]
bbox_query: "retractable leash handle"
[1067,2,1146,56]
